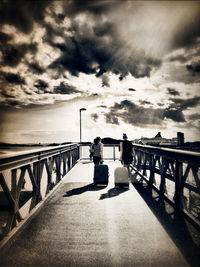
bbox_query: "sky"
[0,0,200,144]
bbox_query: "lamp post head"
[80,108,86,112]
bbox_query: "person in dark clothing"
[120,133,133,175]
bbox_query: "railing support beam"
[174,161,183,210]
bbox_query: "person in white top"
[90,137,103,165]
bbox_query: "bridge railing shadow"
[132,178,200,267]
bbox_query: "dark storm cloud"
[48,18,161,80]
[164,108,185,122]
[172,10,200,49]
[27,62,45,75]
[169,96,200,110]
[103,100,164,126]
[105,113,119,125]
[139,100,152,105]
[1,91,14,98]
[34,79,49,92]
[5,100,21,107]
[93,21,115,37]
[43,22,67,47]
[91,93,98,97]
[186,63,200,75]
[91,113,99,122]
[0,43,37,67]
[188,113,200,120]
[53,82,80,95]
[54,13,65,24]
[0,31,13,44]
[102,99,189,127]
[48,33,97,76]
[157,103,165,107]
[98,105,107,108]
[168,54,188,63]
[63,0,119,17]
[101,74,110,87]
[118,100,165,125]
[0,0,51,34]
[167,88,180,96]
[161,96,200,122]
[1,71,26,85]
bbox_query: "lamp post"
[79,108,86,159]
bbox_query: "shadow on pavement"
[63,183,106,197]
[99,187,129,200]
[81,161,93,164]
[133,182,200,267]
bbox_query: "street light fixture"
[79,108,86,159]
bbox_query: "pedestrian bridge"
[0,144,200,266]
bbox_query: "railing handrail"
[2,143,199,164]
[0,143,79,171]
[102,144,119,147]
[132,143,200,166]
[132,143,200,156]
[80,143,119,146]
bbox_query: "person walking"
[120,133,133,175]
[90,137,103,165]
[89,138,95,161]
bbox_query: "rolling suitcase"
[114,167,129,188]
[93,164,109,185]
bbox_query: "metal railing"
[0,144,80,240]
[80,144,120,160]
[1,142,199,239]
[131,144,200,228]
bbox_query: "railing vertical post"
[136,150,141,172]
[48,157,53,186]
[68,151,71,170]
[63,155,67,177]
[77,146,80,161]
[80,145,81,160]
[72,150,75,167]
[78,146,80,160]
[159,157,167,197]
[174,160,183,210]
[11,169,17,200]
[33,161,42,203]
[55,155,61,183]
[149,155,155,186]
[11,169,18,228]
[142,153,147,177]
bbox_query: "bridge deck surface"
[0,160,199,267]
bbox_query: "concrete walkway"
[0,160,197,266]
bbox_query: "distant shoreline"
[0,145,52,156]
[0,142,72,147]
[0,139,200,153]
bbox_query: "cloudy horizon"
[0,0,200,144]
